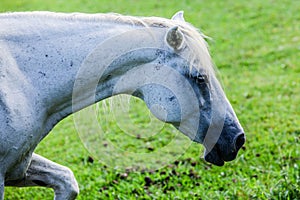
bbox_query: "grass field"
[1,0,300,199]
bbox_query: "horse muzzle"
[204,133,245,166]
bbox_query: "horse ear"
[171,11,185,22]
[166,26,184,50]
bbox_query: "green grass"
[2,0,300,199]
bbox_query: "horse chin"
[204,147,225,166]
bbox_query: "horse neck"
[0,13,167,120]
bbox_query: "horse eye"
[192,74,207,84]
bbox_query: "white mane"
[1,11,215,76]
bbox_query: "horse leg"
[5,153,79,200]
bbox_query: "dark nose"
[235,133,245,151]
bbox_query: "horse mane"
[1,11,215,76]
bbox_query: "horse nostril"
[235,133,245,150]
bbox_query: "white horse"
[0,11,245,199]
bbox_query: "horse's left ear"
[171,11,185,22]
[166,26,184,51]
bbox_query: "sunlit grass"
[2,0,299,199]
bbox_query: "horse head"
[133,11,245,166]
